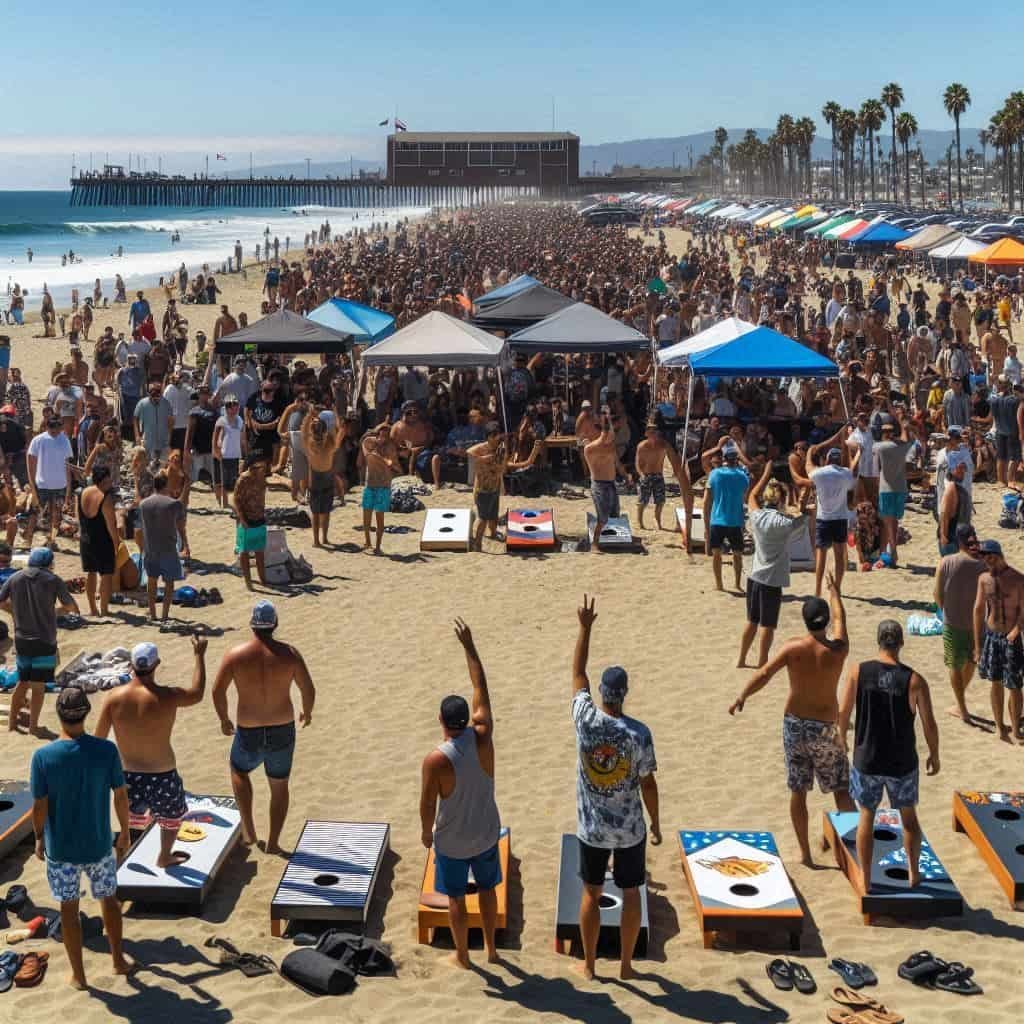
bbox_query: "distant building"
[386,132,579,192]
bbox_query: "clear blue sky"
[1,0,1015,185]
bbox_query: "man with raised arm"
[419,619,501,970]
[806,424,855,597]
[583,407,632,554]
[572,594,660,981]
[729,574,856,865]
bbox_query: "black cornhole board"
[0,781,33,860]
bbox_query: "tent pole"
[497,367,509,432]
[838,374,851,421]
[681,369,694,477]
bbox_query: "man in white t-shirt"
[807,427,855,598]
[27,416,73,548]
[163,372,194,454]
[847,410,878,505]
[655,308,680,346]
[212,395,247,508]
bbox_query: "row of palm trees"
[710,116,818,200]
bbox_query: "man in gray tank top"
[419,619,501,970]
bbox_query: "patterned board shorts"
[978,630,1024,691]
[638,473,666,508]
[850,765,919,810]
[45,851,117,904]
[125,768,188,831]
[782,714,850,794]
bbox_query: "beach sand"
[2,227,1023,1023]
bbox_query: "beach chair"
[420,508,472,552]
[953,791,1024,909]
[506,509,556,551]
[271,820,390,937]
[417,827,511,943]
[116,794,242,906]
[0,781,33,860]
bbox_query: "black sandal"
[766,958,794,991]
[898,950,948,987]
[855,961,878,986]
[788,960,816,994]
[829,958,867,989]
[935,962,983,996]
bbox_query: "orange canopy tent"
[967,237,1024,266]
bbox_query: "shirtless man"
[973,539,1024,742]
[583,408,631,554]
[635,420,690,534]
[729,574,856,865]
[390,401,432,475]
[95,637,206,868]
[982,323,1008,379]
[212,601,315,852]
[233,454,268,590]
[301,410,343,548]
[360,422,401,553]
[212,304,238,343]
[467,424,540,551]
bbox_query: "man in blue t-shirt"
[30,686,132,988]
[703,444,750,592]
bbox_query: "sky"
[3,0,1017,188]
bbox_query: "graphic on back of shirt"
[582,727,633,794]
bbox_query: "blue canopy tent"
[307,298,395,343]
[475,274,541,309]
[845,222,912,246]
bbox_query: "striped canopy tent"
[756,207,792,228]
[764,209,797,229]
[836,218,878,240]
[806,212,854,236]
[823,217,866,240]
[894,224,962,252]
[776,206,823,230]
[791,209,833,233]
[967,237,1024,266]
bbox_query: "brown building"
[387,132,579,192]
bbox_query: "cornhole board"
[0,780,33,860]
[271,820,390,937]
[678,506,701,550]
[554,833,649,957]
[417,827,511,943]
[507,509,556,551]
[420,508,472,552]
[678,830,803,949]
[586,513,639,552]
[823,810,963,924]
[953,791,1024,908]
[787,521,814,570]
[116,794,241,906]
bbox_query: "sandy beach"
[1,223,1023,1024]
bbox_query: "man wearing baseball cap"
[30,686,132,988]
[806,425,856,597]
[571,595,660,980]
[213,601,315,852]
[702,441,749,591]
[419,619,502,970]
[95,636,208,869]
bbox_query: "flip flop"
[0,952,21,993]
[855,962,878,986]
[829,958,867,989]
[2,885,28,918]
[13,951,48,988]
[827,1000,904,1024]
[935,962,983,996]
[898,950,948,986]
[766,958,794,991]
[788,960,816,994]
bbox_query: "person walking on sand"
[419,619,502,970]
[233,454,268,589]
[806,427,854,597]
[30,687,133,989]
[301,408,343,548]
[95,637,207,869]
[139,470,189,623]
[635,419,690,535]
[360,422,401,554]
[973,539,1024,742]
[27,415,72,550]
[729,575,857,866]
[837,620,940,892]
[212,601,315,852]
[571,595,660,980]
[703,442,748,591]
[583,407,632,554]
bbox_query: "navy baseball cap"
[802,597,830,632]
[600,666,629,703]
[440,695,470,730]
[979,539,1003,556]
[251,600,278,630]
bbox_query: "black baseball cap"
[802,596,830,633]
[440,695,470,731]
[56,686,91,723]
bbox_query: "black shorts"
[996,434,1022,463]
[215,457,240,491]
[476,489,500,522]
[746,578,782,629]
[708,524,743,552]
[578,836,646,890]
[815,517,848,548]
[170,428,187,454]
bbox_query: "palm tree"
[895,112,918,205]
[714,127,728,191]
[837,109,858,200]
[881,82,904,200]
[775,115,796,195]
[946,144,954,209]
[795,117,816,194]
[822,101,841,198]
[943,83,971,212]
[978,128,989,200]
[965,147,975,196]
[859,99,886,200]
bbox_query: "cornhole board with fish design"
[116,794,241,906]
[0,780,33,860]
[587,513,639,551]
[417,827,511,943]
[678,830,803,949]
[554,833,649,957]
[271,820,390,937]
[823,810,963,924]
[953,791,1024,909]
[420,508,472,551]
[507,509,556,551]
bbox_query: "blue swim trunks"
[230,721,296,779]
[361,485,391,513]
[235,522,267,554]
[15,639,57,683]
[878,491,907,519]
[850,765,919,810]
[433,841,502,898]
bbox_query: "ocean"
[0,191,428,310]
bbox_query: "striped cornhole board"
[271,820,390,936]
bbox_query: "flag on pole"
[378,118,389,127]
[216,153,227,160]
[394,118,407,132]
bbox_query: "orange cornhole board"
[507,509,556,551]
[0,781,32,860]
[417,827,510,944]
[953,791,1024,909]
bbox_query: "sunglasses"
[226,401,239,407]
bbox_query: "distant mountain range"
[580,128,977,174]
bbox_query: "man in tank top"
[419,618,501,970]
[837,620,940,892]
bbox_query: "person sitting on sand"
[419,618,502,970]
[583,407,632,554]
[360,422,401,554]
[95,637,207,869]
[571,594,660,981]
[729,575,857,866]
[302,408,343,548]
[635,419,689,535]
[837,620,940,892]
[212,601,315,852]
[233,454,269,590]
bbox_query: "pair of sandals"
[204,937,275,979]
[0,951,22,992]
[829,987,903,1024]
[898,950,983,995]
[828,958,878,989]
[765,957,816,993]
[4,952,48,989]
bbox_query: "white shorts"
[190,453,214,481]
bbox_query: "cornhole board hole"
[507,509,556,551]
[678,830,803,950]
[0,780,33,860]
[417,827,511,943]
[421,508,472,552]
[554,833,649,957]
[678,506,701,550]
[788,522,814,570]
[586,513,639,552]
[271,820,390,937]
[823,810,963,924]
[116,794,241,906]
[953,791,1024,909]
